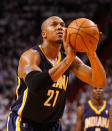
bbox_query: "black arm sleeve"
[25,71,54,92]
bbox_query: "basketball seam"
[79,33,90,51]
[74,20,80,48]
[74,26,97,28]
[80,26,97,28]
[68,26,98,28]
[75,20,79,27]
[74,20,88,49]
[68,27,99,41]
[70,33,89,51]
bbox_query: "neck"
[91,98,104,107]
[41,41,61,60]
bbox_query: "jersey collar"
[88,100,106,114]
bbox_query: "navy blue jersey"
[11,45,70,124]
[82,100,110,131]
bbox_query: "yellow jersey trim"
[16,116,21,131]
[39,45,61,66]
[88,100,106,115]
[18,88,28,117]
[7,112,12,131]
[16,77,20,99]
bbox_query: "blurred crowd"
[0,0,112,130]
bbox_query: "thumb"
[66,28,70,45]
[63,28,67,43]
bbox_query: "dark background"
[0,0,112,130]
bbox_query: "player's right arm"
[18,49,42,80]
[18,31,76,83]
[75,105,84,131]
[18,49,55,93]
[18,48,75,82]
[18,42,75,93]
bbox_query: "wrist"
[64,56,74,66]
[87,52,96,57]
[66,53,76,61]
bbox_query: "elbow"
[101,74,107,87]
[95,77,107,88]
[91,74,107,88]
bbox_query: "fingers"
[63,28,67,43]
[63,28,70,45]
[66,29,70,45]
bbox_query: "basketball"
[67,18,100,52]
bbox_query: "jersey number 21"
[44,89,59,107]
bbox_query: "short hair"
[41,16,63,32]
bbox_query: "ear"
[41,31,47,39]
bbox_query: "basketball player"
[75,87,110,131]
[7,16,106,131]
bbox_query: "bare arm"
[18,49,75,82]
[18,30,76,81]
[109,105,112,131]
[18,49,42,80]
[70,52,106,88]
[75,105,84,131]
[49,28,76,82]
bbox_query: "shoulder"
[18,48,42,79]
[76,104,85,118]
[19,48,41,64]
[21,48,40,59]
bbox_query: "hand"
[63,28,76,60]
[86,32,102,54]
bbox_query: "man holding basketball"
[7,16,106,131]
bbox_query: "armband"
[25,71,54,93]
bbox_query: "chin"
[56,39,63,45]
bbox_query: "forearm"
[25,71,54,93]
[87,52,106,87]
[49,56,74,82]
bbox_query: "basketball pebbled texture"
[67,18,100,52]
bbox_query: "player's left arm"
[109,105,112,131]
[70,51,106,88]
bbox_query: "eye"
[61,23,65,27]
[52,23,57,26]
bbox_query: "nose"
[57,24,63,30]
[96,88,100,92]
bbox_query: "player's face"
[45,17,65,44]
[91,87,104,100]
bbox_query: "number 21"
[44,90,59,107]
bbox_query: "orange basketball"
[67,18,100,52]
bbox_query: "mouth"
[56,32,63,36]
[96,93,102,97]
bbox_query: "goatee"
[56,40,63,45]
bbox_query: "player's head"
[91,87,104,101]
[41,16,65,45]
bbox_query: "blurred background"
[0,0,112,130]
